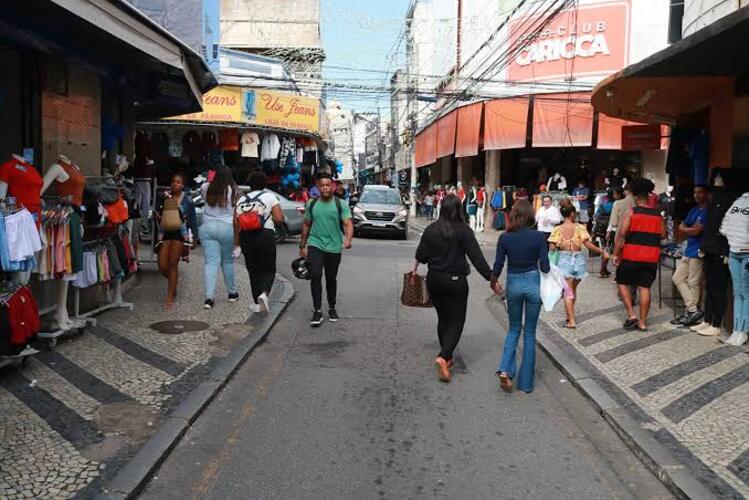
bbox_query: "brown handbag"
[401,272,433,308]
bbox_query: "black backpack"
[308,197,344,233]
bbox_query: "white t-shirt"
[241,132,260,158]
[236,190,280,230]
[535,205,562,233]
[200,184,235,225]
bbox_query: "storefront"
[0,1,217,358]
[137,85,327,196]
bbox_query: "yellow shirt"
[548,223,591,251]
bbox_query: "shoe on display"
[683,310,704,327]
[727,331,748,346]
[670,313,689,325]
[204,299,214,310]
[228,292,239,302]
[258,292,270,313]
[689,322,710,332]
[328,309,339,322]
[697,326,721,337]
[310,310,324,327]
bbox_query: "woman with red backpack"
[235,171,284,313]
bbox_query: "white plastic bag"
[540,264,565,312]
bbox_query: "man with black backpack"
[300,173,354,326]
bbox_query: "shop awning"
[436,111,457,158]
[455,103,483,158]
[414,123,437,168]
[597,115,640,150]
[532,93,594,148]
[483,97,529,150]
[0,1,218,119]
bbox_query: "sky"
[321,0,411,113]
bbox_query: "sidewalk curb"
[485,295,717,500]
[94,274,296,500]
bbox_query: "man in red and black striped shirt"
[613,178,665,332]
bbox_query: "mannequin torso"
[0,154,43,214]
[42,157,85,205]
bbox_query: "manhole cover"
[149,320,209,334]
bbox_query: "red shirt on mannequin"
[0,157,43,216]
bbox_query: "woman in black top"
[413,195,493,382]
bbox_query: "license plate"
[372,221,388,227]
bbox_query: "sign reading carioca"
[508,2,629,82]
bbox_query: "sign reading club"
[508,1,630,82]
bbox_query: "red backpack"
[237,192,268,231]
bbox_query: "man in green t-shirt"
[300,174,354,326]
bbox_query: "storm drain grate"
[149,320,210,335]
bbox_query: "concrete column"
[484,150,501,230]
[441,157,451,186]
[457,157,472,188]
[410,147,417,217]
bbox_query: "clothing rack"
[0,283,40,367]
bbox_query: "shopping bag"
[401,272,432,308]
[540,264,565,312]
[548,250,559,266]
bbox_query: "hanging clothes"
[0,206,41,272]
[0,285,39,355]
[36,203,83,280]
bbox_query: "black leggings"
[307,246,342,310]
[704,253,730,327]
[427,271,469,361]
[240,229,277,302]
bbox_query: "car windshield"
[360,190,401,205]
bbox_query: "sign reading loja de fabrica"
[508,1,630,83]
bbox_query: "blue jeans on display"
[497,270,542,393]
[728,252,749,333]
[199,219,236,299]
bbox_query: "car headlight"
[353,206,364,216]
[398,208,408,217]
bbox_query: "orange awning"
[455,103,483,158]
[415,122,438,168]
[483,97,529,150]
[597,114,641,149]
[436,111,457,158]
[532,93,594,148]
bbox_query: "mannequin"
[40,155,86,331]
[476,185,486,232]
[547,171,568,192]
[0,154,44,285]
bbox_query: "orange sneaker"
[435,357,451,382]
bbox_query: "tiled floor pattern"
[541,267,749,498]
[0,251,259,499]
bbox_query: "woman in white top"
[235,171,284,313]
[200,166,240,309]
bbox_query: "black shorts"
[162,230,183,241]
[615,260,657,288]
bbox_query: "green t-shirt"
[305,198,352,254]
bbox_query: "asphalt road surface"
[140,230,671,500]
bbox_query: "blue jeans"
[729,253,749,333]
[199,219,236,299]
[498,270,542,393]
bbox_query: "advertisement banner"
[169,86,242,122]
[169,86,320,134]
[508,2,630,82]
[621,124,662,150]
[246,89,319,133]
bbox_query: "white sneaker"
[690,322,710,332]
[258,292,270,313]
[727,331,748,346]
[249,303,261,313]
[697,326,721,337]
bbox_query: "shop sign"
[508,2,629,82]
[243,89,319,133]
[621,124,662,150]
[170,86,242,122]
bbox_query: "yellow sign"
[250,89,319,133]
[170,86,242,122]
[169,86,320,134]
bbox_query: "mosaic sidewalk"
[0,250,281,499]
[537,262,749,498]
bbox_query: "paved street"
[141,233,670,499]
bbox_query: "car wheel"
[398,230,408,240]
[275,224,288,244]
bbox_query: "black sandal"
[623,317,638,329]
[563,322,577,329]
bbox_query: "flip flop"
[498,372,513,392]
[637,325,648,332]
[563,323,577,329]
[623,317,638,329]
